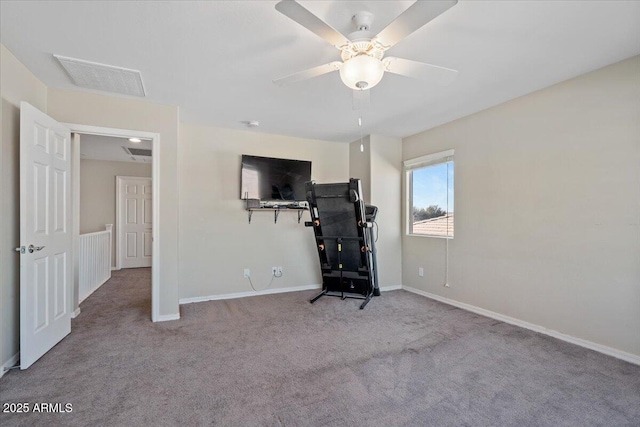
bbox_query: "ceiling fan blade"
[383,57,458,85]
[273,61,342,86]
[373,0,458,50]
[275,0,350,49]
[352,89,370,111]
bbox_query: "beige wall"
[349,135,371,202]
[178,123,349,299]
[349,135,403,287]
[0,44,48,368]
[80,159,152,267]
[47,89,180,318]
[369,135,403,287]
[402,56,640,357]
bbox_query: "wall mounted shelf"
[246,207,307,224]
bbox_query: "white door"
[117,176,152,269]
[19,102,72,369]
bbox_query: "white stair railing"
[79,224,113,303]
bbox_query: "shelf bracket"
[248,210,253,224]
[274,210,280,223]
[297,210,303,223]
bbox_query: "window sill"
[406,233,454,240]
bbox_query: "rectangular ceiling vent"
[54,54,146,97]
[123,147,152,157]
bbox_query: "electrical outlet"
[418,267,424,277]
[276,266,283,276]
[272,267,278,276]
[244,269,250,278]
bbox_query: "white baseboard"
[71,307,81,318]
[402,285,640,366]
[179,284,402,305]
[1,352,20,378]
[180,284,403,305]
[180,284,322,305]
[156,313,180,322]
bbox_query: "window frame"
[404,149,455,239]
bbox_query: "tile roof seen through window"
[412,213,454,237]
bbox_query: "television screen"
[241,155,312,201]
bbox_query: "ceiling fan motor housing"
[341,36,384,61]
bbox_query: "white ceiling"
[80,134,152,163]
[1,1,639,142]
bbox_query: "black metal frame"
[304,179,378,309]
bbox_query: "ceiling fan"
[273,0,459,107]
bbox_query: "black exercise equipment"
[305,179,379,309]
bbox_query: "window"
[405,149,454,238]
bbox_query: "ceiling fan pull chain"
[359,116,364,152]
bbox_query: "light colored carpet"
[1,268,639,426]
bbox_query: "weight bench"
[305,178,379,309]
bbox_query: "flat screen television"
[241,155,312,201]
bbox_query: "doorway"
[67,124,161,322]
[77,134,154,303]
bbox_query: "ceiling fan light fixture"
[339,55,384,90]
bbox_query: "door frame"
[65,123,161,322]
[115,176,153,270]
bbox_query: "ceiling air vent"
[54,55,146,97]
[123,147,152,157]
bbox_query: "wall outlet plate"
[419,267,424,277]
[244,269,250,278]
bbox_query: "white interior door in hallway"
[117,176,152,269]
[19,102,72,369]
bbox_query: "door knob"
[27,244,45,253]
